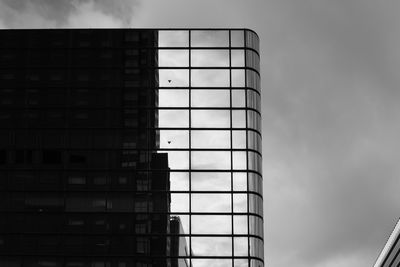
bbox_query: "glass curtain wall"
[158,29,263,267]
[0,28,262,267]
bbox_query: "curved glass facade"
[0,29,262,267]
[158,29,263,267]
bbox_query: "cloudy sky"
[1,0,400,266]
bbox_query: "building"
[0,29,263,267]
[170,216,191,267]
[374,218,400,267]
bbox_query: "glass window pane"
[171,214,189,237]
[191,70,230,87]
[191,110,230,128]
[232,69,245,87]
[251,259,264,267]
[231,30,245,47]
[248,130,262,152]
[191,130,230,148]
[232,90,245,107]
[163,151,189,170]
[234,215,248,234]
[248,151,262,173]
[192,237,232,256]
[159,110,189,128]
[191,30,229,47]
[231,50,245,67]
[171,193,189,212]
[191,90,230,107]
[247,89,261,112]
[191,193,231,212]
[234,237,248,256]
[246,49,260,71]
[249,193,263,216]
[160,130,189,149]
[246,69,260,91]
[233,151,247,170]
[249,172,263,195]
[232,130,246,149]
[233,172,247,191]
[191,172,231,191]
[170,172,189,191]
[233,194,247,213]
[249,237,263,259]
[192,259,232,267]
[159,89,189,107]
[159,69,189,87]
[245,30,260,52]
[158,49,189,67]
[235,259,249,267]
[191,50,229,67]
[159,30,189,47]
[232,110,246,128]
[249,215,264,237]
[192,215,231,234]
[247,110,261,132]
[191,151,230,170]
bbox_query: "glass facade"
[0,29,262,267]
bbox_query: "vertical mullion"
[188,29,192,267]
[244,29,251,267]
[229,30,235,267]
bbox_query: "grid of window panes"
[158,29,263,267]
[0,29,262,267]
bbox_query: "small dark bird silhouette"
[168,80,172,83]
[167,141,171,144]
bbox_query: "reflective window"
[191,151,230,170]
[231,49,245,67]
[234,215,248,234]
[159,69,189,87]
[232,69,246,87]
[191,90,230,107]
[191,69,230,87]
[232,90,246,107]
[232,130,247,149]
[192,215,231,234]
[159,90,189,107]
[171,193,189,212]
[159,130,189,148]
[234,237,248,256]
[169,172,189,191]
[232,110,246,128]
[191,172,231,191]
[191,110,230,128]
[191,50,230,67]
[191,30,229,47]
[191,130,230,148]
[231,30,245,47]
[191,193,231,213]
[245,30,260,52]
[158,49,189,67]
[159,110,189,128]
[159,30,189,47]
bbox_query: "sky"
[1,0,400,266]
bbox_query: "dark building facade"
[0,29,171,267]
[0,29,263,267]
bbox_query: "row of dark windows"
[0,150,154,166]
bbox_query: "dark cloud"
[0,0,140,28]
